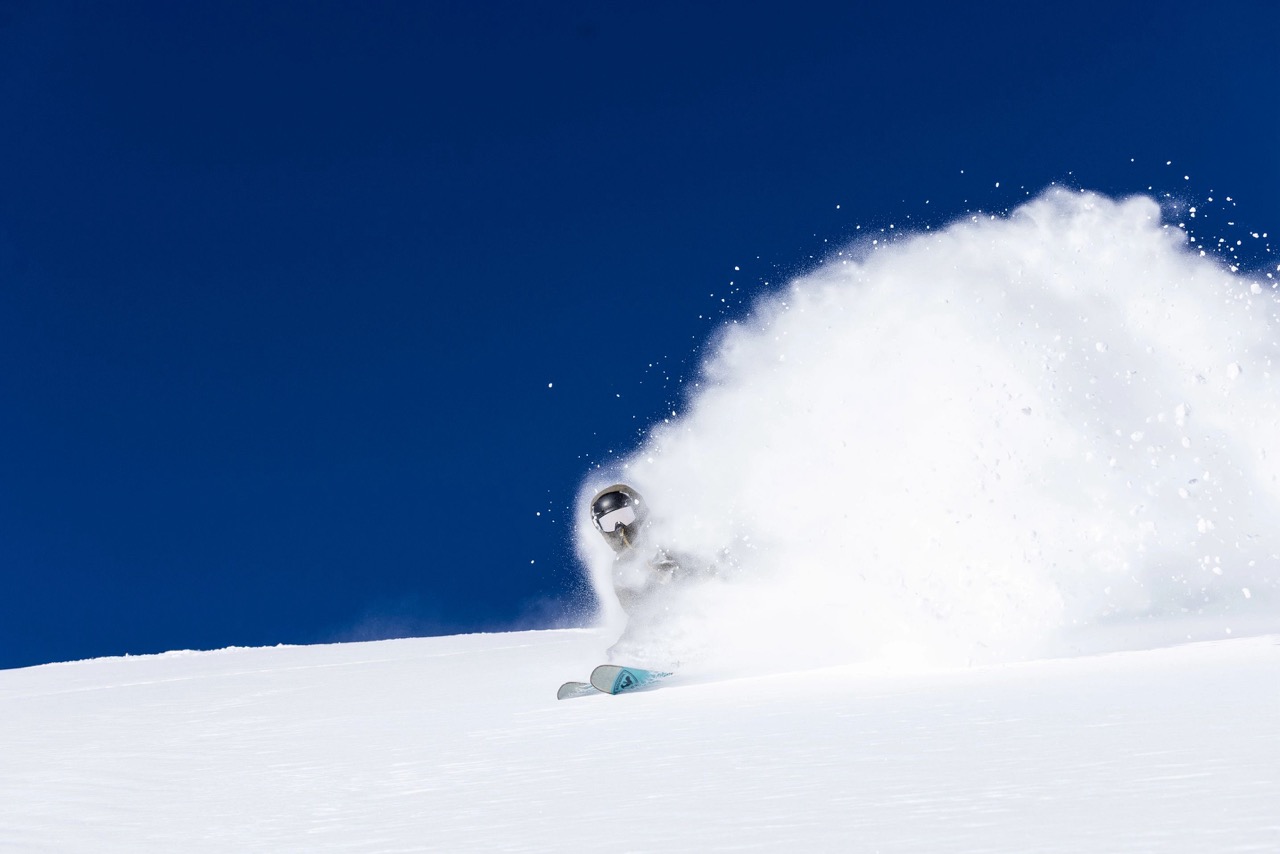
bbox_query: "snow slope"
[2,629,1277,852]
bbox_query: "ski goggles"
[593,505,637,533]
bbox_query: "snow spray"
[577,189,1280,673]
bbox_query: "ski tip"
[556,681,598,700]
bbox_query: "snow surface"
[2,629,1278,852]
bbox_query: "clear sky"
[2,0,1276,670]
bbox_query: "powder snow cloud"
[578,189,1280,672]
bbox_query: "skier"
[557,484,716,697]
[590,484,680,609]
[589,484,699,663]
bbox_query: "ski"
[589,664,672,695]
[556,680,599,700]
[557,665,673,699]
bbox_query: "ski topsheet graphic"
[590,664,672,695]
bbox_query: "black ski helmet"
[590,484,648,553]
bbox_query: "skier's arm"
[648,549,679,576]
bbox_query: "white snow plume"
[578,189,1280,674]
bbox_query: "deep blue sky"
[2,1,1276,669]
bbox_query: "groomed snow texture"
[2,630,1278,852]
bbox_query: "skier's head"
[590,484,648,554]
